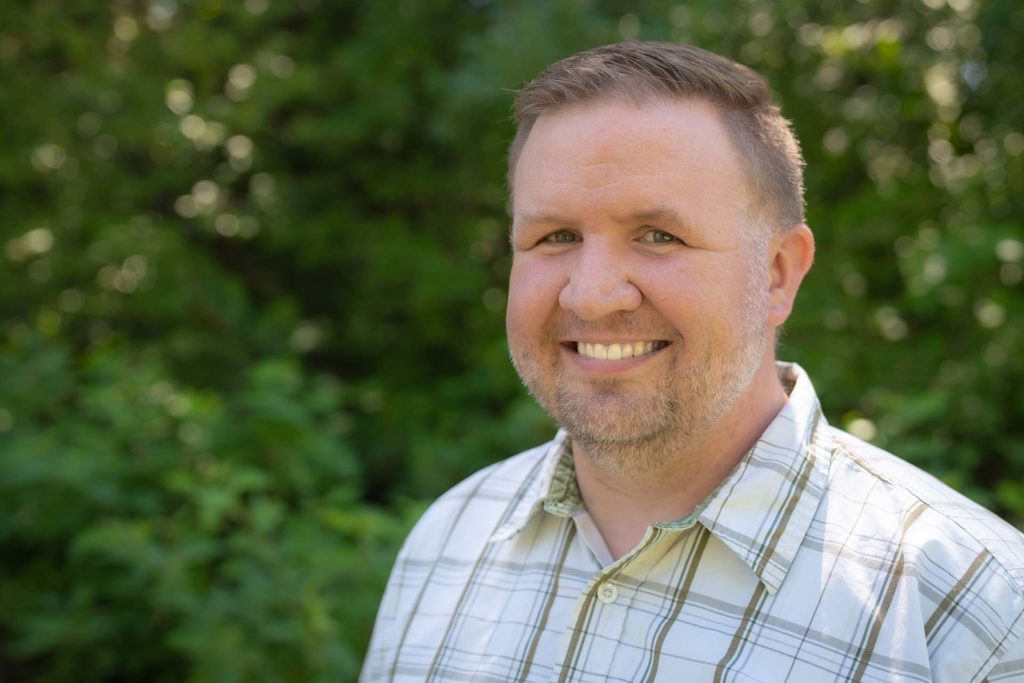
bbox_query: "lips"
[575,340,668,360]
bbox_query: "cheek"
[636,263,709,307]
[506,257,565,337]
[636,259,739,329]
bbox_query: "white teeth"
[577,341,665,360]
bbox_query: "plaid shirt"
[361,363,1024,682]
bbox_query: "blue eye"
[642,230,678,244]
[546,230,578,244]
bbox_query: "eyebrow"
[513,211,577,228]
[511,205,691,236]
[620,206,687,228]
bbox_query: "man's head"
[504,42,815,468]
[508,41,806,237]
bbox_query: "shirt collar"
[489,432,572,543]
[490,362,832,595]
[689,362,831,594]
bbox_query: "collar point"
[756,563,788,596]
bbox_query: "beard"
[508,280,769,477]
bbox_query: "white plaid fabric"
[361,364,1024,682]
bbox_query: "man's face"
[506,97,774,463]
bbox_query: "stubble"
[509,260,769,479]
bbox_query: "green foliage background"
[1,0,1022,680]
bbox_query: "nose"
[558,241,642,320]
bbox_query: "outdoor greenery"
[1,0,1022,680]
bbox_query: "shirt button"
[597,582,619,604]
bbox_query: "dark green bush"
[0,339,411,680]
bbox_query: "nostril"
[559,277,643,321]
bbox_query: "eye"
[639,229,680,244]
[543,229,579,244]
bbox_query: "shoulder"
[360,440,556,682]
[827,426,1024,584]
[823,427,1024,679]
[397,438,554,563]
[435,438,553,507]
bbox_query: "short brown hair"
[509,42,805,233]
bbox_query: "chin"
[552,387,681,445]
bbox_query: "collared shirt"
[360,364,1024,682]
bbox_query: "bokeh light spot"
[165,79,194,115]
[113,16,139,42]
[996,239,1023,263]
[847,417,878,441]
[973,298,1006,328]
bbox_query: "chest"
[389,520,940,682]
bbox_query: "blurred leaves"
[0,0,1023,679]
[0,339,404,680]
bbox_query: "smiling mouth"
[572,340,669,360]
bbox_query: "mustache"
[549,313,678,340]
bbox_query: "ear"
[767,224,815,327]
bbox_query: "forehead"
[512,98,752,228]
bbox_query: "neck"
[571,359,788,560]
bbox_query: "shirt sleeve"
[981,616,1024,682]
[359,558,403,682]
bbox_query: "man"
[361,42,1024,682]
